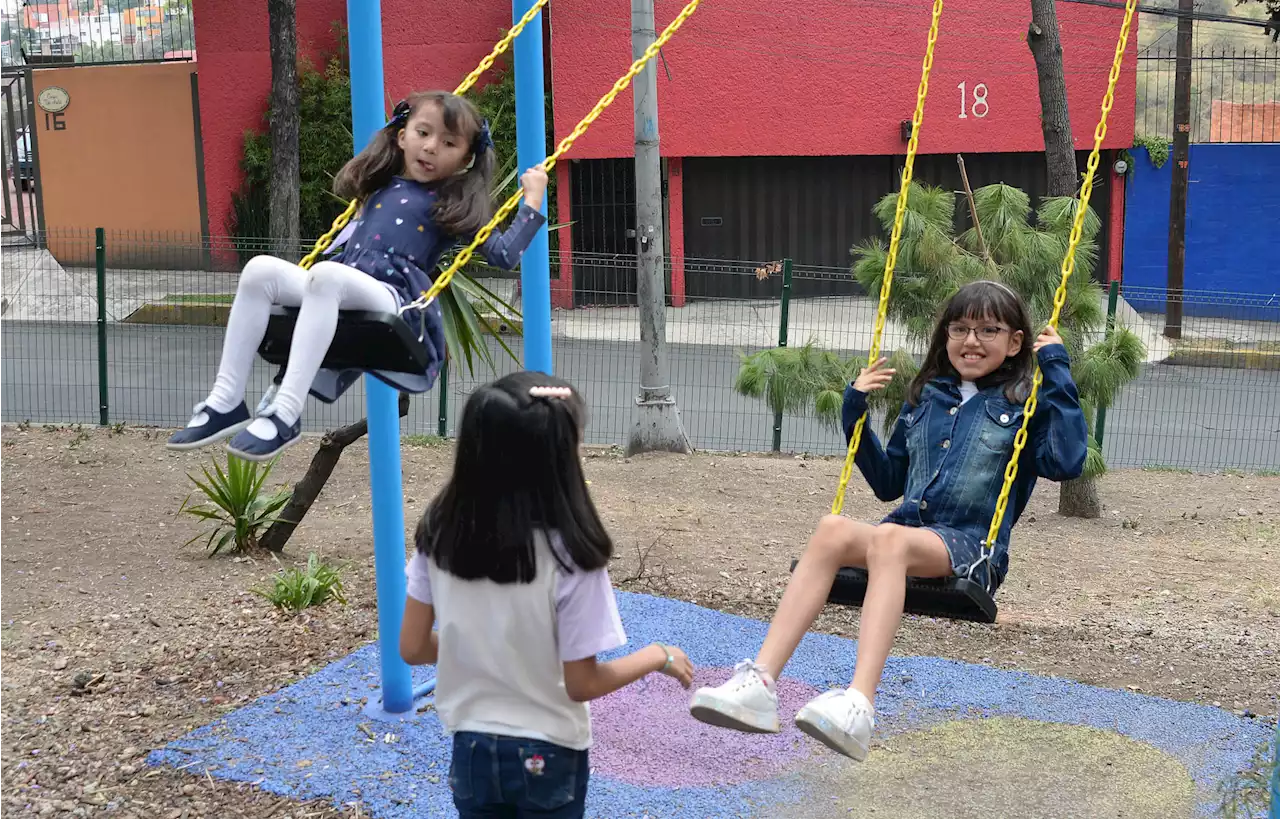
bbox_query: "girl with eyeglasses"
[689,280,1087,762]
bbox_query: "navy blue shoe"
[166,402,252,451]
[225,411,301,462]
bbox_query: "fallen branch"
[616,533,674,593]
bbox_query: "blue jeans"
[450,732,589,818]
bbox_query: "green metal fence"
[3,229,1278,472]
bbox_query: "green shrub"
[230,49,354,259]
[252,552,348,612]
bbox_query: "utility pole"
[626,0,690,456]
[1165,0,1193,339]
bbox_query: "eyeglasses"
[947,324,1008,342]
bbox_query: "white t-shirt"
[405,531,627,750]
[959,380,979,405]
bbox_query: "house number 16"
[958,82,989,119]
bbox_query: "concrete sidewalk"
[547,285,1176,363]
[4,252,1264,365]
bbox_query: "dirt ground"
[2,424,1278,818]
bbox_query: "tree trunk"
[1028,0,1101,519]
[261,393,411,552]
[1027,0,1077,198]
[267,0,300,256]
[625,0,690,456]
[1057,474,1101,519]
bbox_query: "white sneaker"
[688,659,780,733]
[794,687,875,760]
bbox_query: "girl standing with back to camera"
[690,280,1087,762]
[401,372,694,818]
[167,91,547,460]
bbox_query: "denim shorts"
[924,523,1006,592]
[450,731,589,818]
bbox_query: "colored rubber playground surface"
[149,591,1271,818]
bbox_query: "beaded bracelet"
[654,643,674,672]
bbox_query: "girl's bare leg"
[849,523,952,702]
[755,515,877,679]
[690,514,876,734]
[789,523,952,760]
[691,517,952,752]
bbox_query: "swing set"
[794,0,1139,623]
[255,0,1137,638]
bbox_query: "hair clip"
[473,120,493,154]
[386,99,411,130]
[529,386,572,399]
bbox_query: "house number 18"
[958,82,989,119]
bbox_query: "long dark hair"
[333,90,496,236]
[907,280,1035,405]
[416,372,613,584]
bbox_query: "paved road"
[3,321,1278,471]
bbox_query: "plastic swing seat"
[256,306,438,404]
[259,305,428,373]
[789,560,998,623]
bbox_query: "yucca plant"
[178,455,292,556]
[252,552,348,612]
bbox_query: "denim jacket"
[841,344,1088,580]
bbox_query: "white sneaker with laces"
[794,687,875,760]
[688,659,780,733]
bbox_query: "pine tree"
[735,181,1146,517]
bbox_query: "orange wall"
[32,62,204,265]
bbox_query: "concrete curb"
[121,300,523,335]
[122,302,230,326]
[1165,346,1280,371]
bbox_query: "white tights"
[205,255,396,436]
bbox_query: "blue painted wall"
[1122,144,1280,320]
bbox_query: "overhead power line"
[1058,0,1275,29]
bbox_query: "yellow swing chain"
[831,0,944,517]
[979,0,1138,562]
[296,0,552,272]
[411,0,701,310]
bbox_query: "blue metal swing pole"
[513,0,552,375]
[348,0,413,716]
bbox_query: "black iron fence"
[3,230,1279,473]
[3,1,194,68]
[1136,47,1280,143]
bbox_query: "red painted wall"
[1108,166,1125,283]
[667,158,685,307]
[192,0,510,240]
[553,162,574,308]
[192,0,1137,289]
[549,0,1137,159]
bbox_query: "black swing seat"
[259,305,429,374]
[257,305,438,403]
[790,560,998,623]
